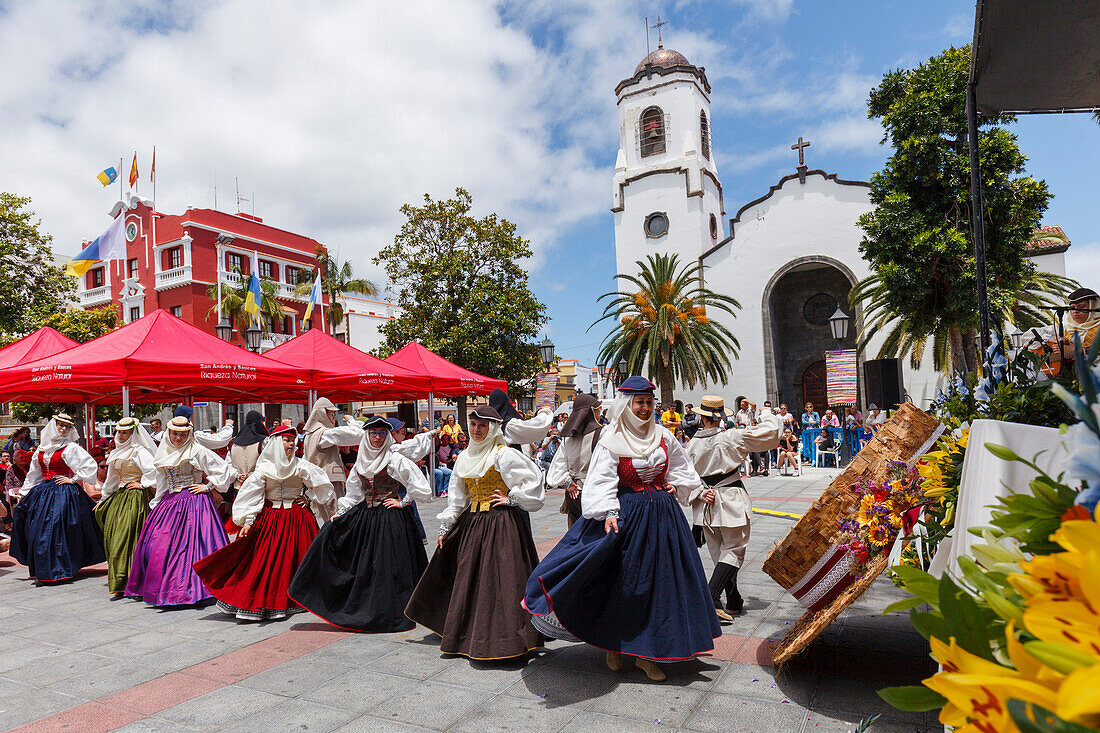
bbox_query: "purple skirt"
[124,490,229,606]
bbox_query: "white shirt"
[437,446,544,532]
[232,458,335,527]
[339,452,431,516]
[101,448,157,498]
[21,443,98,496]
[194,423,235,451]
[150,445,238,508]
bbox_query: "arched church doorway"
[801,360,827,411]
[762,258,859,411]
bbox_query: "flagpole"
[119,157,123,202]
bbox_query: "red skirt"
[193,502,318,620]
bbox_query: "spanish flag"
[66,214,127,277]
[128,152,138,187]
[97,166,118,187]
[303,269,322,322]
[243,272,262,317]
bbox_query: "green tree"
[372,188,547,398]
[294,245,378,338]
[205,266,286,336]
[0,193,74,340]
[852,46,1073,374]
[592,253,741,407]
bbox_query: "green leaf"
[1023,641,1098,674]
[891,566,942,608]
[877,685,946,712]
[938,575,996,659]
[957,556,1003,595]
[1007,699,1098,733]
[882,596,926,614]
[909,609,952,644]
[981,589,1025,624]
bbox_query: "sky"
[1,0,1097,370]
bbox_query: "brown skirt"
[405,505,544,660]
[560,492,582,528]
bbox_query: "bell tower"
[612,43,724,277]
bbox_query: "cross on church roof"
[650,16,668,47]
[791,137,811,168]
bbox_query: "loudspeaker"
[396,402,418,430]
[864,358,904,409]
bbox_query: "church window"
[644,212,669,238]
[700,111,711,160]
[803,293,839,327]
[709,214,718,240]
[638,106,667,157]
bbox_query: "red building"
[74,194,329,349]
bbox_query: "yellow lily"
[1011,553,1086,605]
[1023,599,1100,658]
[1056,664,1100,726]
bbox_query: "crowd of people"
[0,381,892,683]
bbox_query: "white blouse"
[503,409,553,446]
[232,459,335,527]
[150,445,239,508]
[101,449,157,498]
[20,444,99,495]
[437,446,544,533]
[319,422,436,463]
[194,423,235,451]
[338,452,431,516]
[581,427,703,521]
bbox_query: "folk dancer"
[684,397,781,621]
[545,394,603,528]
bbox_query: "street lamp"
[617,358,628,384]
[244,323,262,352]
[539,336,555,369]
[828,307,850,343]
[215,316,233,342]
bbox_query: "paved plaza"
[0,468,937,732]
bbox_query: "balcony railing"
[155,265,193,291]
[219,271,308,301]
[79,286,111,307]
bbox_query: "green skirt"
[94,486,154,594]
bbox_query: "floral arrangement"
[880,340,1100,732]
[895,424,969,570]
[836,461,926,572]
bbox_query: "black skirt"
[405,505,544,660]
[289,503,428,632]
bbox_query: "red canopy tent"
[384,342,507,396]
[0,327,79,368]
[0,310,309,409]
[263,329,432,402]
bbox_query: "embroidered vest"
[360,469,401,507]
[465,467,507,512]
[38,450,73,481]
[616,438,668,495]
[262,473,305,508]
[116,459,145,487]
[165,464,203,493]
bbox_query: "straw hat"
[696,395,733,418]
[54,412,74,426]
[166,416,193,433]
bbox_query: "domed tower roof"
[634,44,692,74]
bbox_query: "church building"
[610,42,1064,411]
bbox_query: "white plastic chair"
[815,442,841,468]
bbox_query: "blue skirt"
[11,479,106,582]
[524,487,721,661]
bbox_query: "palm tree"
[591,253,741,407]
[205,266,286,337]
[849,268,1077,374]
[294,245,378,337]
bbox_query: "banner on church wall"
[825,349,858,406]
[536,372,557,411]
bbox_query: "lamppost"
[828,307,850,344]
[596,361,606,399]
[539,336,555,370]
[245,323,262,353]
[215,317,233,343]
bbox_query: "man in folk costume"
[290,416,431,632]
[11,414,103,584]
[546,394,603,527]
[302,398,352,499]
[685,396,781,621]
[93,417,158,597]
[194,426,334,621]
[405,405,545,660]
[488,388,554,454]
[524,377,719,682]
[125,417,238,607]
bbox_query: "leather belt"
[702,470,740,487]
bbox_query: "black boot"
[708,562,736,623]
[725,566,744,614]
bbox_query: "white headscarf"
[253,431,298,482]
[598,394,662,459]
[453,422,506,479]
[351,428,394,479]
[1064,295,1100,341]
[154,425,198,469]
[304,397,337,434]
[38,417,79,455]
[108,418,157,469]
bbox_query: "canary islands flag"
[303,270,322,322]
[244,272,262,317]
[97,166,118,187]
[66,214,127,277]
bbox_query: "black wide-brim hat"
[470,405,503,422]
[363,416,392,431]
[1068,287,1099,304]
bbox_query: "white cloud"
[811,115,884,156]
[1066,241,1100,290]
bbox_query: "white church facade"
[611,44,947,410]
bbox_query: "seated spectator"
[4,426,34,455]
[0,451,10,472]
[801,403,820,432]
[777,404,796,434]
[866,404,887,432]
[845,406,863,428]
[777,428,799,475]
[434,433,455,497]
[674,427,688,446]
[815,428,838,454]
[440,414,464,442]
[820,409,840,428]
[5,450,30,507]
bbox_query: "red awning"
[0,327,78,369]
[0,310,309,405]
[384,342,507,396]
[263,329,432,401]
